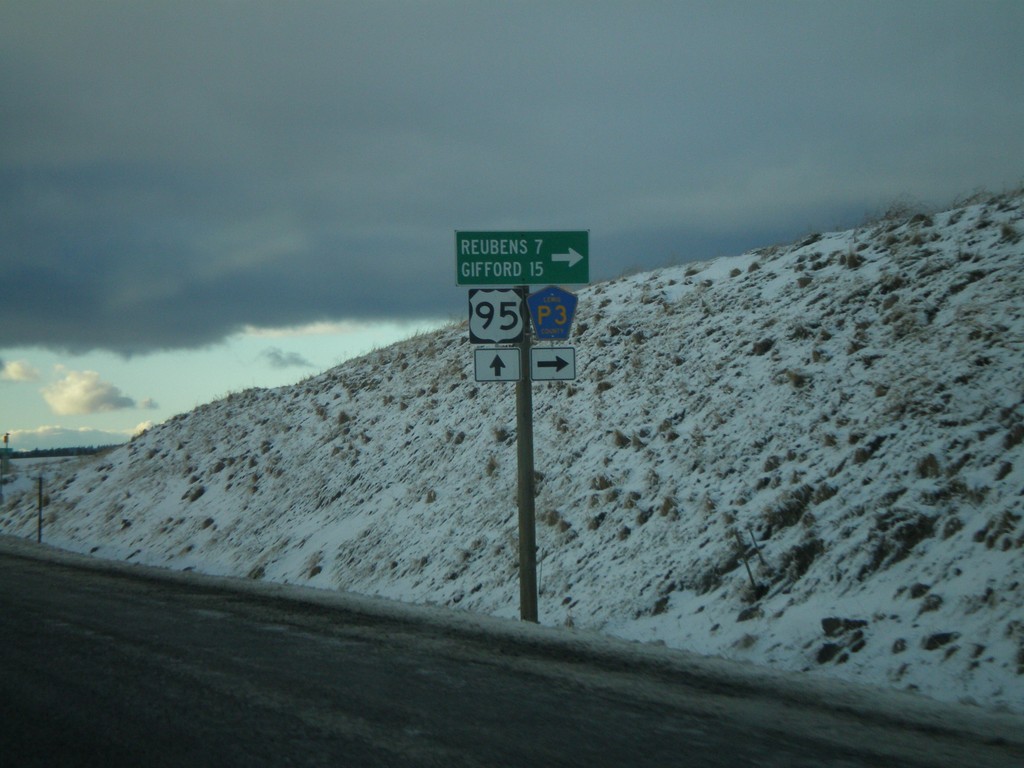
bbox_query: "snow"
[3,190,1023,715]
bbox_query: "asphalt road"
[1,544,1021,767]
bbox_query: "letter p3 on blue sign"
[527,286,578,341]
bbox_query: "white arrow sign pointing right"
[551,248,583,268]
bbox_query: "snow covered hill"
[3,190,1023,713]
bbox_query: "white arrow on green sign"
[456,231,589,286]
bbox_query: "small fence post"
[37,476,43,544]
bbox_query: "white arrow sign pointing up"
[551,248,583,268]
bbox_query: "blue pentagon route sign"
[527,286,578,341]
[456,231,589,286]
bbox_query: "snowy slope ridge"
[4,190,1023,712]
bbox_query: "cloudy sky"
[2,1,1022,450]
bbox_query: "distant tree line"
[12,446,118,459]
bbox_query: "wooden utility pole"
[456,232,588,625]
[515,300,538,622]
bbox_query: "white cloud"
[41,370,137,416]
[1,359,40,382]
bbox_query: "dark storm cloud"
[261,347,314,370]
[2,1,1022,355]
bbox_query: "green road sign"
[456,231,589,286]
